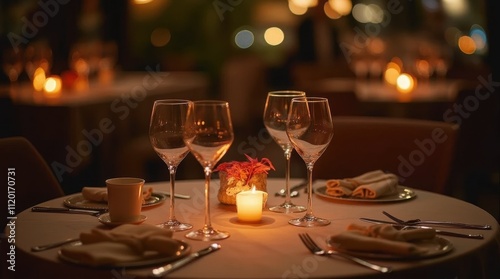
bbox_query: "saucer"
[98,213,147,226]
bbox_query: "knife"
[32,206,102,216]
[151,243,221,277]
[359,218,484,239]
[158,191,191,199]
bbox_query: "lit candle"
[43,76,62,97]
[236,187,265,222]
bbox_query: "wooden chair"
[0,137,65,229]
[313,117,459,194]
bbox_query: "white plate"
[98,213,147,226]
[58,239,190,268]
[63,192,167,210]
[314,185,416,203]
[328,237,453,260]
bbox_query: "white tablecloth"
[4,179,499,279]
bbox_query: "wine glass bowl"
[286,97,333,227]
[149,99,193,231]
[263,91,307,213]
[183,100,234,240]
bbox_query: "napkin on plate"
[325,170,398,198]
[81,186,153,203]
[329,224,436,256]
[60,224,180,266]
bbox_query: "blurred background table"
[1,71,209,193]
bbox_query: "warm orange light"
[458,35,476,54]
[384,68,400,85]
[328,0,352,16]
[416,59,431,78]
[396,73,415,93]
[33,67,46,91]
[43,76,62,97]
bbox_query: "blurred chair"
[314,117,459,194]
[0,137,65,229]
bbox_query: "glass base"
[288,214,331,227]
[269,201,306,213]
[157,219,193,232]
[185,226,230,241]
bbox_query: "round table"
[4,179,499,279]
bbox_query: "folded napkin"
[60,224,179,266]
[329,224,436,256]
[81,186,153,203]
[325,170,398,198]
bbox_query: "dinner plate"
[58,239,191,268]
[328,237,453,260]
[63,192,167,210]
[314,185,417,203]
[98,213,147,227]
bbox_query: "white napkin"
[81,186,153,203]
[329,224,436,256]
[325,170,398,198]
[60,224,180,266]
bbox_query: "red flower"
[215,154,275,186]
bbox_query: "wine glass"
[149,99,193,231]
[183,100,234,240]
[286,97,333,227]
[263,91,306,213]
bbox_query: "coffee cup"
[105,177,145,223]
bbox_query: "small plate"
[59,239,190,268]
[328,237,453,260]
[63,192,167,210]
[315,185,416,203]
[98,213,147,226]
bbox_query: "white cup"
[105,177,145,223]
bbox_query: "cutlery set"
[296,211,491,274]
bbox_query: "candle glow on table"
[43,76,62,97]
[236,187,264,222]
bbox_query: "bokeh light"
[264,27,285,46]
[288,0,308,15]
[234,29,255,49]
[352,3,384,24]
[150,28,171,47]
[328,0,352,16]
[324,2,341,19]
[458,35,476,54]
[396,73,416,93]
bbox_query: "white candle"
[236,188,264,222]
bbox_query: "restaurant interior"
[0,0,498,223]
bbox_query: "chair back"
[0,137,64,229]
[314,117,459,194]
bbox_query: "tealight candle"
[236,188,265,222]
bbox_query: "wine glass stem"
[168,165,177,221]
[305,163,314,217]
[203,167,213,231]
[284,148,292,203]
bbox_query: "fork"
[298,233,392,273]
[382,211,492,230]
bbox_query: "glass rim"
[291,96,328,102]
[153,99,192,105]
[267,90,306,97]
[192,100,229,105]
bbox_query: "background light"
[235,29,255,49]
[264,27,285,46]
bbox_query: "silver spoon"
[275,181,308,197]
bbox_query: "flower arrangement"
[215,154,275,205]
